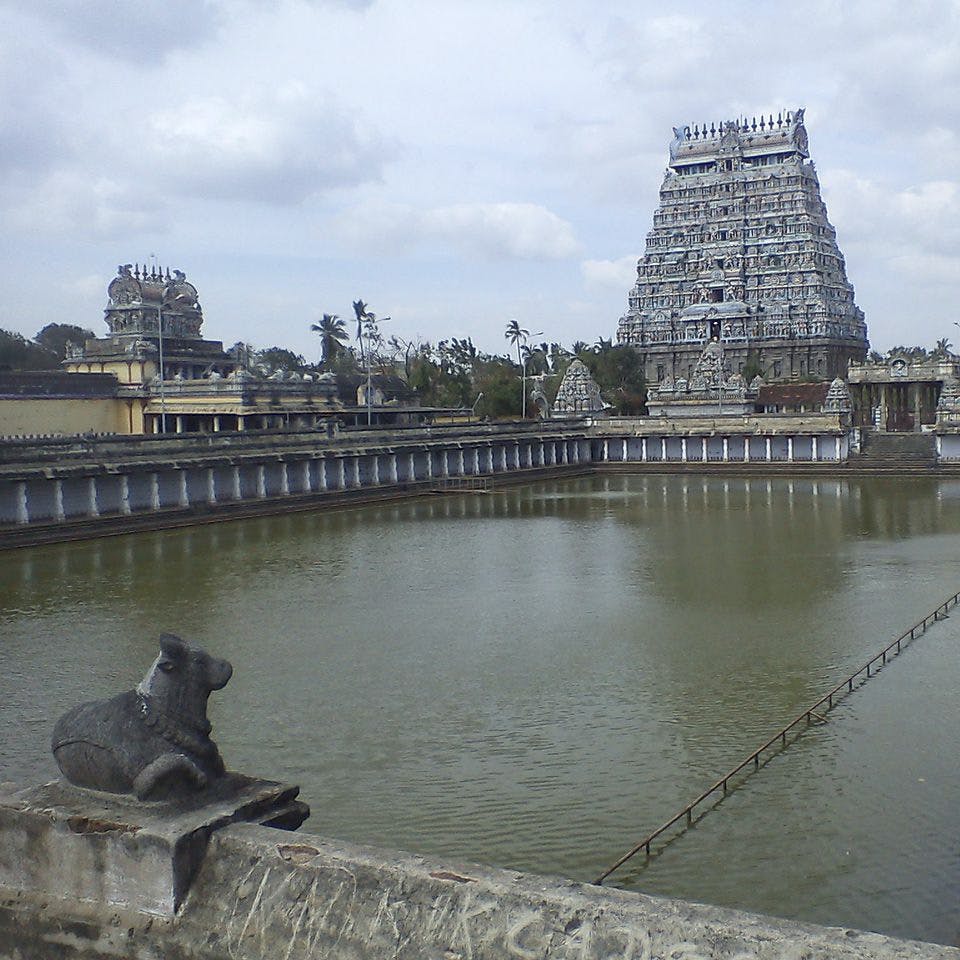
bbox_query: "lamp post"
[157,302,167,434]
[358,312,392,427]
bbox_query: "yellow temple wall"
[0,397,138,437]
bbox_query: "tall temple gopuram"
[616,109,868,385]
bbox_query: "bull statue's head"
[137,634,233,730]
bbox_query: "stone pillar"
[744,438,751,463]
[175,416,184,434]
[151,473,161,510]
[179,470,189,508]
[701,437,707,461]
[54,479,65,520]
[390,454,399,484]
[303,460,313,493]
[257,465,267,498]
[213,415,221,432]
[811,436,819,462]
[232,466,242,500]
[622,438,628,461]
[372,455,381,486]
[641,437,648,462]
[408,452,416,482]
[787,437,794,462]
[661,437,667,460]
[835,436,841,460]
[426,450,434,480]
[338,458,346,489]
[237,416,245,431]
[441,450,450,477]
[88,476,100,518]
[206,468,216,505]
[458,448,466,476]
[681,438,688,462]
[15,481,28,524]
[603,439,609,461]
[487,447,495,473]
[280,463,289,496]
[353,457,362,488]
[722,438,729,462]
[765,437,772,461]
[514,441,521,468]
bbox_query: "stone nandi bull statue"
[52,634,232,801]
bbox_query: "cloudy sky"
[1,0,957,361]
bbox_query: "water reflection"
[2,476,960,944]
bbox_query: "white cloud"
[581,255,638,292]
[146,92,387,204]
[336,200,580,261]
[3,171,164,239]
[4,0,223,62]
[422,203,580,260]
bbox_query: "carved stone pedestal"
[0,774,309,916]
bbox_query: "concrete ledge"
[3,809,958,959]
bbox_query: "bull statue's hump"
[52,634,232,801]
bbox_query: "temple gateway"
[616,109,868,386]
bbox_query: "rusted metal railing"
[593,590,960,885]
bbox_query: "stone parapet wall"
[1,799,956,960]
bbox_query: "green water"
[2,475,959,944]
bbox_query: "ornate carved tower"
[616,109,868,384]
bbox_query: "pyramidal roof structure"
[616,109,868,385]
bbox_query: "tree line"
[0,324,95,371]
[5,314,953,419]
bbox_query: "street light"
[359,312,392,427]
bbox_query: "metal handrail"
[594,590,960,885]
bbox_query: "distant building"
[616,109,868,385]
[847,355,957,431]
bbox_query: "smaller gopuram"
[617,109,868,385]
[65,263,237,386]
[551,359,606,417]
[62,263,339,434]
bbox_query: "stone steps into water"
[858,431,936,467]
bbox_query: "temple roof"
[669,108,808,167]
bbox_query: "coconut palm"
[310,314,348,368]
[504,319,529,367]
[505,319,531,417]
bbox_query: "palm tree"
[504,319,529,367]
[505,319,530,418]
[310,314,348,368]
[933,338,953,360]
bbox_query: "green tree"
[581,342,647,414]
[257,347,307,375]
[310,314,349,368]
[34,323,94,360]
[504,319,529,369]
[0,329,58,370]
